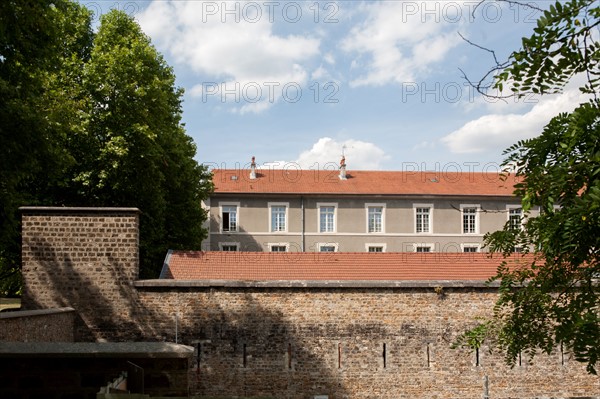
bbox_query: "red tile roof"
[211,169,519,196]
[160,251,532,281]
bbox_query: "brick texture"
[21,208,142,341]
[20,208,600,399]
[0,308,75,342]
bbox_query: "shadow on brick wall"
[175,292,351,398]
[23,232,149,341]
[22,233,350,398]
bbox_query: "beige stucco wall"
[208,195,535,252]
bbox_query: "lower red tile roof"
[159,251,533,281]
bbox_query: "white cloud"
[295,137,390,170]
[441,89,589,154]
[323,53,335,65]
[311,66,328,81]
[412,141,436,151]
[341,1,464,87]
[137,1,320,113]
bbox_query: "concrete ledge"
[134,279,500,289]
[0,342,194,358]
[0,307,74,320]
[20,206,140,214]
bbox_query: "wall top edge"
[0,307,75,320]
[0,342,194,358]
[19,206,141,214]
[134,279,500,289]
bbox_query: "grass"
[0,297,21,311]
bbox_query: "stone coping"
[0,342,194,358]
[0,307,74,319]
[19,206,141,214]
[134,279,500,289]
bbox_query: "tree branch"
[471,0,543,20]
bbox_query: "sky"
[84,0,586,172]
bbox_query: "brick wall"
[0,308,75,342]
[136,284,600,399]
[21,207,142,341]
[20,207,600,399]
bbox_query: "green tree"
[0,3,212,292]
[74,10,212,278]
[0,0,88,294]
[455,0,600,373]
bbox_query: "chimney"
[339,156,347,180]
[250,156,257,180]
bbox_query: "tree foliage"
[463,0,599,98]
[74,10,212,278]
[0,1,212,292]
[0,0,77,294]
[455,0,600,374]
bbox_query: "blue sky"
[86,1,586,171]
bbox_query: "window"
[366,243,386,252]
[221,203,239,232]
[461,205,479,234]
[414,204,433,233]
[318,204,336,233]
[508,206,523,230]
[414,243,434,253]
[317,243,338,252]
[366,204,385,233]
[219,242,239,251]
[268,242,289,252]
[462,244,480,253]
[271,206,286,231]
[270,245,287,252]
[269,202,289,232]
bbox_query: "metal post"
[483,375,489,399]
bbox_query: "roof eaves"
[211,191,518,198]
[134,279,501,288]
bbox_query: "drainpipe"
[301,196,305,252]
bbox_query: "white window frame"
[413,203,433,234]
[413,243,434,253]
[317,242,339,252]
[365,243,387,253]
[461,243,481,253]
[269,202,289,233]
[219,242,240,251]
[268,242,289,252]
[507,205,524,230]
[365,203,386,233]
[460,204,480,234]
[219,202,240,233]
[317,203,337,233]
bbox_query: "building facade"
[204,159,531,253]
